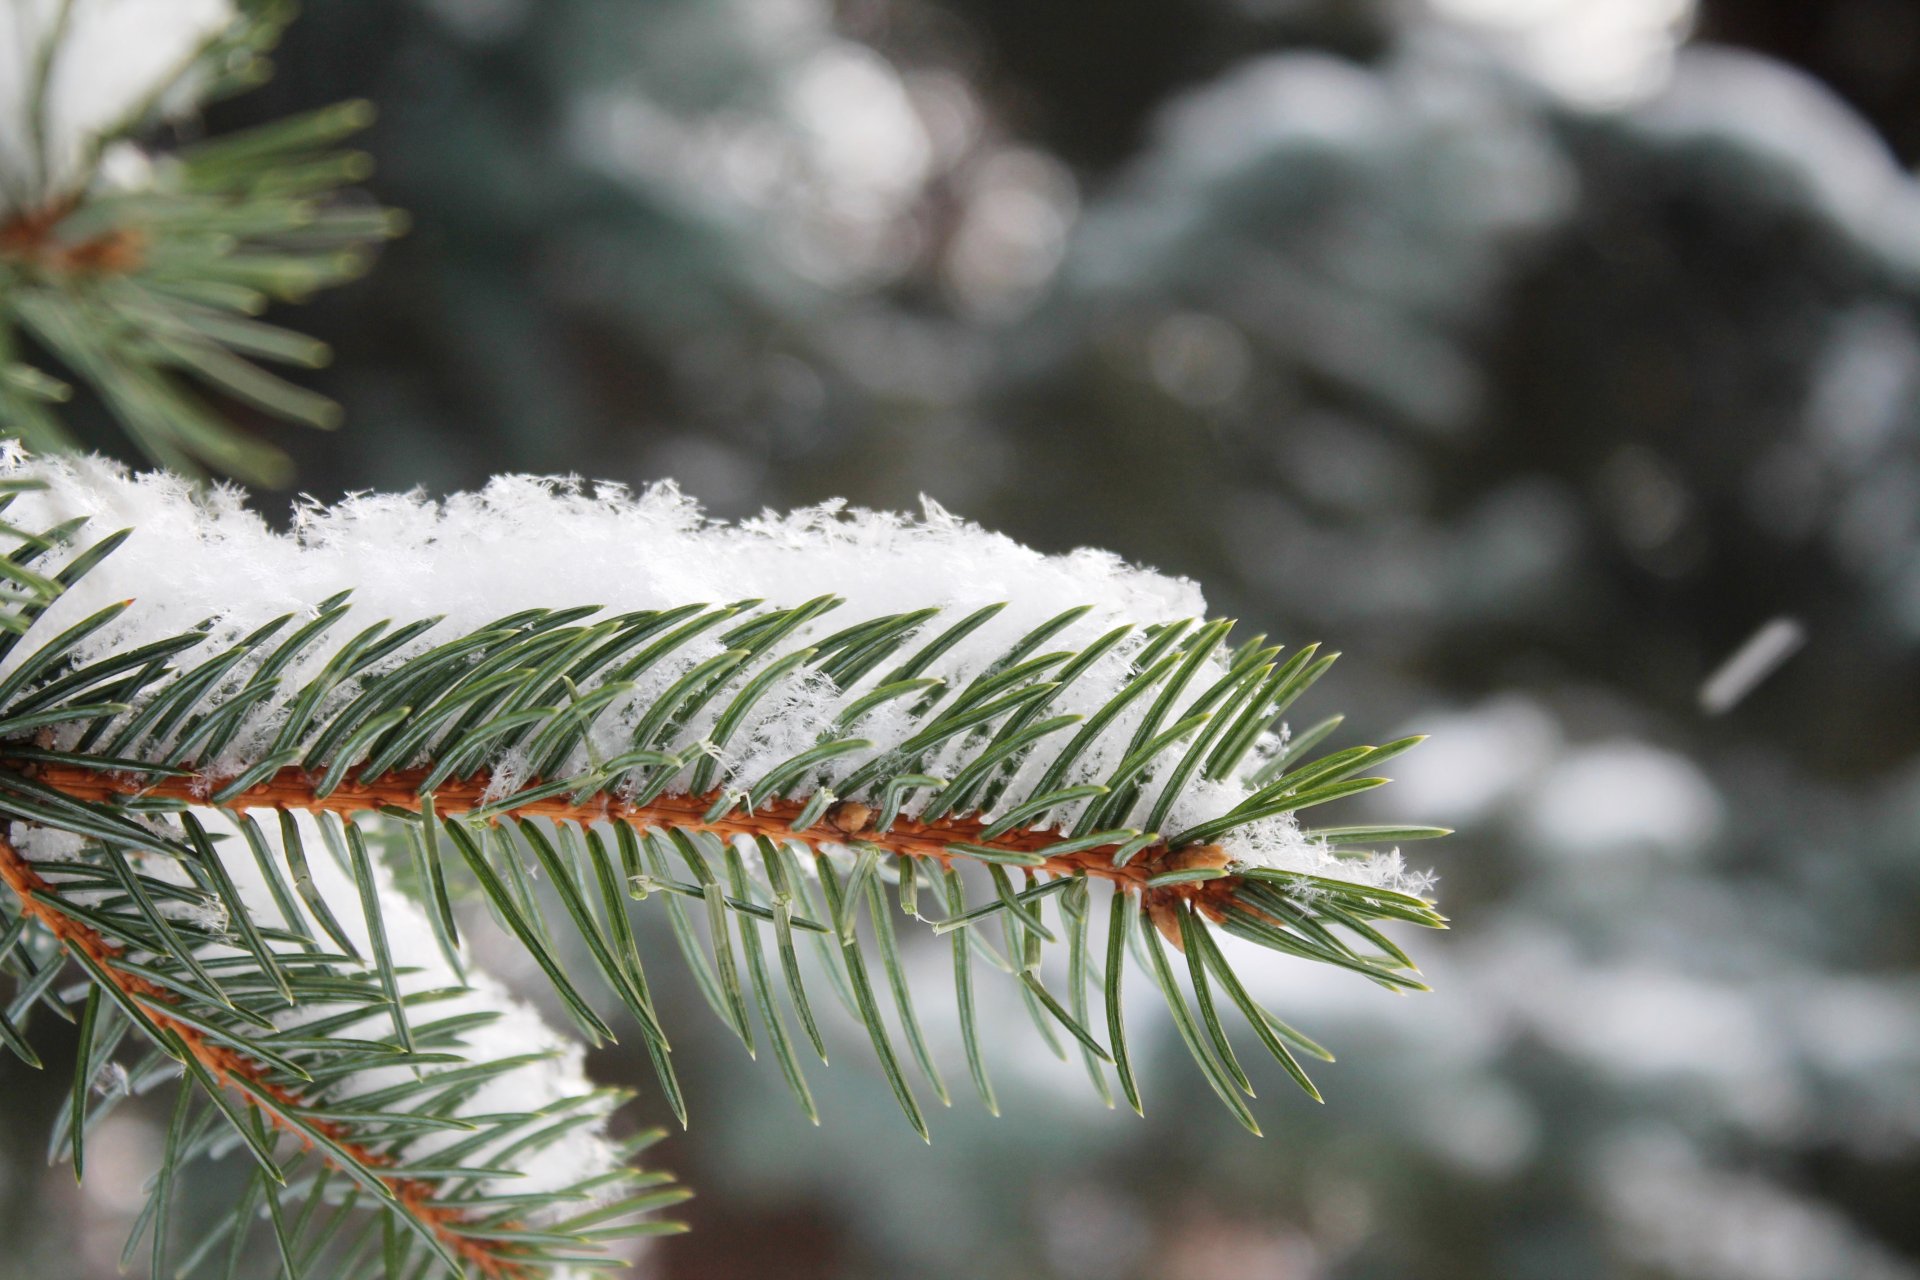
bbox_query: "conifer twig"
[0,831,543,1280]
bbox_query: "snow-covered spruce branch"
[0,454,1446,1275]
[0,1,403,485]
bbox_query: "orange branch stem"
[13,759,1239,937]
[22,758,1222,870]
[0,201,147,275]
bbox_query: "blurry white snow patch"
[1429,0,1693,106]
[1806,306,1920,473]
[943,147,1078,319]
[566,0,937,289]
[419,0,530,42]
[92,140,159,195]
[788,43,931,219]
[1599,1131,1920,1280]
[1412,1077,1538,1177]
[1388,696,1560,824]
[1516,960,1788,1111]
[1121,44,1570,235]
[0,0,235,214]
[1071,40,1572,440]
[1639,48,1920,272]
[1522,739,1722,858]
[79,1111,159,1215]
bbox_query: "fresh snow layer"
[0,0,234,215]
[0,452,1423,893]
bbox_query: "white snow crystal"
[91,1060,131,1099]
[169,891,229,936]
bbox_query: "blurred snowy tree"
[6,0,1920,1278]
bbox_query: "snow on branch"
[0,450,1430,891]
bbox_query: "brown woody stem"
[15,759,1241,936]
[0,202,147,275]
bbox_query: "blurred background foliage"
[8,0,1920,1277]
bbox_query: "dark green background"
[7,1,1920,1277]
